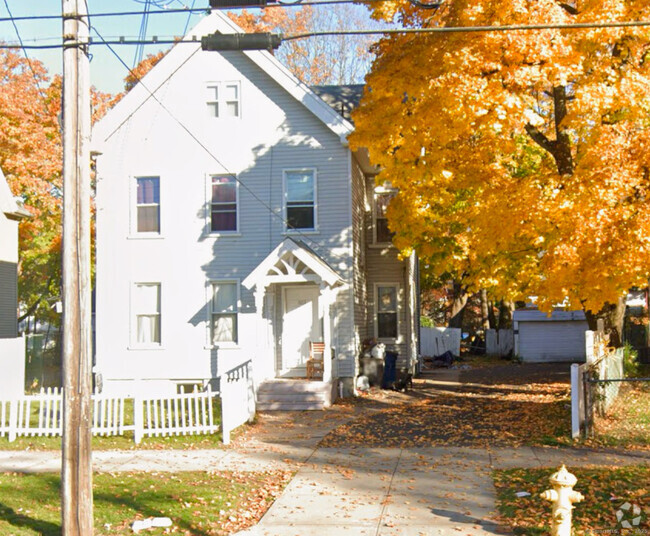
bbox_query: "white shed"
[513,309,588,363]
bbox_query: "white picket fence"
[0,365,254,444]
[420,327,461,357]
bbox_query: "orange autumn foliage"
[351,0,650,314]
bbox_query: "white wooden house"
[0,167,29,396]
[92,12,419,409]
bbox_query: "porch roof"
[242,238,343,290]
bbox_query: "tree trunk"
[525,85,574,176]
[480,289,490,330]
[583,296,626,348]
[498,300,515,329]
[449,281,468,329]
[487,300,497,329]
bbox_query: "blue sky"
[0,1,207,94]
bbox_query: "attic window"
[206,82,240,118]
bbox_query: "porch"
[243,238,344,406]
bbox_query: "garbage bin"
[361,356,384,386]
[382,351,398,389]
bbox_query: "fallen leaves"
[493,466,650,535]
[320,368,571,448]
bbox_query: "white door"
[519,321,588,362]
[282,286,321,375]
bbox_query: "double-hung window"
[210,175,238,232]
[376,284,399,340]
[135,177,160,234]
[374,190,396,244]
[206,82,241,118]
[133,283,161,345]
[284,169,316,231]
[211,282,238,344]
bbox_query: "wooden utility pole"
[61,0,93,534]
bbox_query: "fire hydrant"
[540,465,584,536]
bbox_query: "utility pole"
[61,1,93,534]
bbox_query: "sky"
[0,1,210,94]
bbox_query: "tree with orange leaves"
[0,50,114,327]
[351,0,650,344]
[0,50,63,326]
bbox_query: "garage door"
[518,321,588,363]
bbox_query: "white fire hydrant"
[540,465,584,536]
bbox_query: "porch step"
[256,380,332,411]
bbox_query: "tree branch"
[525,123,555,153]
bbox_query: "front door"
[281,286,321,375]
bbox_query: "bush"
[624,343,640,377]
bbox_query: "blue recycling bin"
[382,351,398,389]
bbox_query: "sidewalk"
[0,444,646,536]
[233,445,647,536]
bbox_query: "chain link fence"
[582,347,650,442]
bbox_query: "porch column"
[321,283,333,384]
[254,283,271,379]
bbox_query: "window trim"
[207,279,241,348]
[131,175,162,237]
[282,168,318,233]
[207,174,240,235]
[130,282,162,349]
[205,81,242,119]
[372,188,397,245]
[374,282,401,343]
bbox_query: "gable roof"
[311,85,364,123]
[92,12,355,150]
[242,238,343,289]
[0,168,29,220]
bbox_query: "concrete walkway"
[232,446,647,536]
[0,445,646,535]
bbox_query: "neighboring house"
[513,308,588,363]
[91,13,419,408]
[0,167,29,396]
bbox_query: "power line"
[1,0,52,112]
[282,19,650,40]
[90,26,345,259]
[182,0,198,35]
[3,16,650,51]
[133,0,153,67]
[0,1,364,23]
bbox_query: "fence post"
[221,377,231,446]
[570,364,581,439]
[582,371,592,438]
[8,399,17,442]
[133,396,143,444]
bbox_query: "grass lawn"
[493,466,650,535]
[0,469,292,535]
[0,432,227,451]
